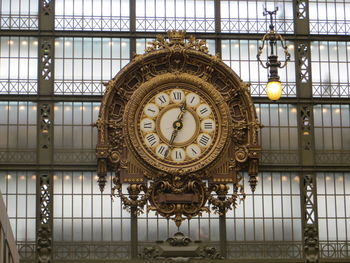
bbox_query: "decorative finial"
[167,30,186,43]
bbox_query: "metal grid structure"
[309,0,350,35]
[311,41,350,98]
[221,40,296,97]
[0,102,37,163]
[0,0,349,262]
[54,38,130,95]
[135,0,215,32]
[314,104,350,164]
[220,0,294,34]
[53,102,100,163]
[0,0,38,30]
[55,0,130,31]
[317,172,350,259]
[0,172,36,243]
[256,104,299,164]
[0,37,38,94]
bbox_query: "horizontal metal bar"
[1,29,350,42]
[0,164,349,172]
[1,94,350,105]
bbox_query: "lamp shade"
[266,80,283,100]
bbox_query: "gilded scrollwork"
[95,31,261,226]
[148,175,209,227]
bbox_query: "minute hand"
[164,101,187,158]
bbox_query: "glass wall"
[310,0,350,35]
[317,173,350,259]
[0,0,349,261]
[0,37,38,94]
[0,102,37,163]
[53,102,99,163]
[221,0,294,34]
[135,0,215,32]
[0,0,38,30]
[222,40,296,97]
[311,41,350,98]
[54,38,130,95]
[55,0,130,31]
[0,172,36,242]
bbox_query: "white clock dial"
[186,144,201,159]
[155,93,170,107]
[171,148,186,162]
[200,119,215,133]
[170,89,185,103]
[140,118,155,132]
[137,86,221,168]
[196,104,211,118]
[155,143,169,159]
[144,103,159,118]
[186,93,200,108]
[144,133,159,147]
[197,133,212,148]
[159,107,197,144]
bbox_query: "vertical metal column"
[37,1,55,262]
[219,210,227,258]
[129,0,139,259]
[214,0,226,258]
[214,0,222,57]
[293,1,319,262]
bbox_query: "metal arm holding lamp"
[257,7,291,101]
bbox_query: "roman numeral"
[146,134,157,146]
[190,96,195,103]
[191,148,198,154]
[204,122,213,129]
[199,107,208,115]
[175,150,182,159]
[173,92,182,100]
[158,95,167,104]
[147,108,155,113]
[199,135,210,146]
[158,145,166,155]
[143,122,152,129]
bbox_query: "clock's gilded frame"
[96,31,261,226]
[123,72,231,175]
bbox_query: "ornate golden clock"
[96,31,261,226]
[124,73,231,175]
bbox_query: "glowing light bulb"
[266,81,283,101]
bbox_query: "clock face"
[140,88,216,164]
[136,85,223,169]
[124,77,230,175]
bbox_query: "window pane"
[55,0,130,31]
[0,37,38,94]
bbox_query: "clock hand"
[164,101,187,159]
[175,101,187,122]
[164,129,178,158]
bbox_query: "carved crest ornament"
[96,30,261,226]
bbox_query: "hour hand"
[176,101,187,121]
